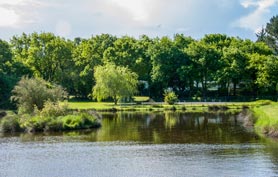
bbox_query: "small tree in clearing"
[164,90,178,105]
[93,63,138,105]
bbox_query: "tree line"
[0,15,278,107]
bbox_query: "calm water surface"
[1,111,278,177]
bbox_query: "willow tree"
[92,63,138,105]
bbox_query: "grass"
[133,96,150,102]
[252,102,278,137]
[64,99,262,112]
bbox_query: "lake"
[1,111,278,177]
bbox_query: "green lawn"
[133,96,150,102]
[64,98,261,112]
[66,102,117,110]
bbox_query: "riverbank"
[65,101,262,112]
[252,103,278,138]
[0,100,272,133]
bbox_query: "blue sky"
[0,0,277,41]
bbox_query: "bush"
[40,101,68,117]
[61,115,82,130]
[20,116,50,132]
[0,115,21,132]
[44,118,63,131]
[80,112,101,128]
[164,90,178,105]
[61,113,100,130]
[11,77,68,114]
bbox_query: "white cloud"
[0,0,48,28]
[0,7,19,27]
[235,0,278,32]
[110,0,151,22]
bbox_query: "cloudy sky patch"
[0,0,277,40]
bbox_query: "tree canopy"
[1,15,278,108]
[92,63,138,105]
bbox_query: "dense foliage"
[0,111,100,133]
[164,90,179,105]
[11,77,68,114]
[1,16,278,107]
[93,63,138,105]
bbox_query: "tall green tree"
[256,56,278,90]
[245,40,274,96]
[0,39,14,106]
[265,15,278,54]
[73,34,116,97]
[186,40,221,98]
[134,35,153,81]
[0,39,31,108]
[93,63,138,105]
[11,32,74,89]
[256,27,267,42]
[220,45,248,96]
[148,36,187,98]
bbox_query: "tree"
[215,38,249,96]
[0,39,13,74]
[256,27,267,42]
[92,63,138,105]
[0,39,13,106]
[72,34,117,97]
[148,36,187,98]
[265,15,278,54]
[256,56,278,90]
[164,90,178,105]
[0,39,31,109]
[11,77,67,114]
[258,15,278,54]
[186,40,221,98]
[11,32,74,89]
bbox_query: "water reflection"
[0,112,260,144]
[88,112,258,144]
[1,112,278,177]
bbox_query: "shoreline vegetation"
[65,100,254,112]
[0,98,275,135]
[0,102,101,133]
[251,102,278,138]
[0,109,101,133]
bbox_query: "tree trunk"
[233,82,236,96]
[113,95,118,105]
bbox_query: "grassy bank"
[252,102,278,137]
[65,101,258,112]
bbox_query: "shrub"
[79,112,101,128]
[11,77,68,114]
[20,116,50,132]
[44,118,63,131]
[61,113,100,130]
[61,115,82,130]
[164,90,178,105]
[40,101,68,117]
[0,115,21,132]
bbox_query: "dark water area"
[1,111,278,177]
